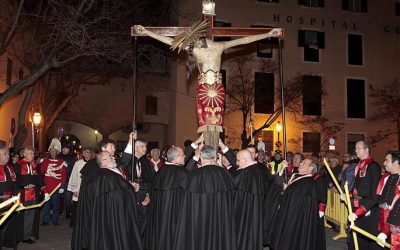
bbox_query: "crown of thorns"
[170,20,209,53]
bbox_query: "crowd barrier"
[324,187,348,240]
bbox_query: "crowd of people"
[0,133,399,250]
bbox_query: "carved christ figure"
[134,23,282,147]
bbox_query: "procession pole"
[344,182,359,250]
[278,38,288,182]
[131,36,138,182]
[0,199,20,226]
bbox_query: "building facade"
[167,0,400,161]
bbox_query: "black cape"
[313,173,328,250]
[72,158,99,250]
[0,164,18,249]
[173,165,237,250]
[263,182,283,242]
[89,168,142,250]
[145,163,188,250]
[267,175,323,250]
[349,161,381,250]
[232,164,269,250]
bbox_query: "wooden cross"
[131,8,284,40]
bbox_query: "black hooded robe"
[145,163,188,250]
[173,165,237,250]
[89,168,142,250]
[267,175,323,250]
[71,158,99,250]
[232,164,269,250]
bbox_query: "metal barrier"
[325,188,348,240]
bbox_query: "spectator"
[67,147,92,227]
[149,148,164,172]
[328,157,342,187]
[58,143,76,219]
[340,152,358,191]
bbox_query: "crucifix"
[131,0,284,149]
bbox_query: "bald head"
[236,149,255,168]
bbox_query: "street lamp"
[32,112,41,148]
[276,121,281,141]
[275,121,282,150]
[94,130,98,143]
[202,0,215,15]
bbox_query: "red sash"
[0,166,5,182]
[376,173,391,195]
[354,156,373,177]
[0,164,16,182]
[18,159,38,175]
[392,232,400,250]
[378,208,391,235]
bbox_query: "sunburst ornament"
[197,83,225,108]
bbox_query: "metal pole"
[278,38,288,181]
[131,36,138,182]
[31,122,35,148]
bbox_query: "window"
[302,75,322,116]
[251,25,278,58]
[396,0,400,16]
[298,30,325,62]
[348,34,363,65]
[303,132,320,153]
[299,0,324,8]
[6,58,12,85]
[254,72,274,114]
[145,96,158,115]
[347,79,365,119]
[342,0,368,13]
[347,133,364,153]
[213,21,231,42]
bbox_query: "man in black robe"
[124,139,153,239]
[173,145,237,250]
[313,165,328,250]
[232,149,269,250]
[145,146,189,250]
[376,151,400,246]
[348,140,381,250]
[90,151,142,250]
[72,133,134,250]
[385,152,400,249]
[218,140,273,245]
[267,158,324,250]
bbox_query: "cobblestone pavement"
[8,215,348,250]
